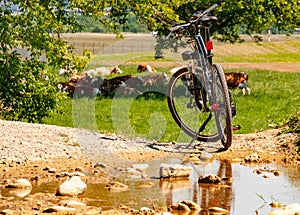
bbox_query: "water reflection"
[1,159,299,214]
[161,160,233,214]
[159,159,300,214]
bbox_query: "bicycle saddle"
[199,15,218,23]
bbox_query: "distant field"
[62,33,300,72]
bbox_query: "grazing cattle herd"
[57,64,168,97]
[57,64,250,97]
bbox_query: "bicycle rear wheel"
[167,67,222,142]
[211,63,233,149]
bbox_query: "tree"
[81,0,300,42]
[0,0,90,122]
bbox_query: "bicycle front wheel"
[167,67,223,143]
[211,63,233,149]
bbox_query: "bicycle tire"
[211,63,233,149]
[167,67,222,142]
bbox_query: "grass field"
[43,33,300,142]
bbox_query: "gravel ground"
[0,119,299,166]
[0,120,85,163]
[0,119,299,215]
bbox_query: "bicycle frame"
[167,4,233,148]
[189,27,215,110]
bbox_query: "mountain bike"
[166,4,233,150]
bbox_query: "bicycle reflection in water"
[160,160,233,214]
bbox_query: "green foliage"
[0,1,90,122]
[74,0,300,42]
[76,14,150,33]
[0,52,64,122]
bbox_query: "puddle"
[1,159,299,214]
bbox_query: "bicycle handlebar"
[168,4,218,34]
[202,4,218,17]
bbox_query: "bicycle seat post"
[204,26,213,65]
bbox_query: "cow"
[57,82,76,95]
[75,85,100,97]
[101,74,133,95]
[139,73,169,86]
[110,66,123,75]
[69,72,92,83]
[137,63,156,73]
[224,72,250,96]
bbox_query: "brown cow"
[69,72,92,83]
[224,72,250,96]
[137,63,156,73]
[57,82,76,95]
[110,66,123,75]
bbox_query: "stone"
[43,166,50,171]
[268,203,300,215]
[5,179,32,189]
[43,206,77,213]
[106,181,129,192]
[56,176,87,196]
[65,200,86,208]
[273,170,281,176]
[94,163,106,168]
[67,172,86,177]
[140,207,152,213]
[208,206,229,214]
[245,153,260,163]
[0,209,14,215]
[8,187,31,198]
[169,202,191,212]
[180,200,201,211]
[159,163,192,179]
[126,168,141,176]
[139,182,154,188]
[75,167,84,172]
[198,175,222,184]
[48,168,56,173]
[132,163,149,171]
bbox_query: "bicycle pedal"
[231,106,237,117]
[233,125,241,131]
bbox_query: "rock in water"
[159,163,192,179]
[198,174,222,184]
[106,181,129,192]
[5,179,32,189]
[43,206,77,213]
[56,176,87,196]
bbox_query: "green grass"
[230,70,300,133]
[43,36,300,142]
[43,68,300,142]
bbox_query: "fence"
[72,42,156,55]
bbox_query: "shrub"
[0,52,64,123]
